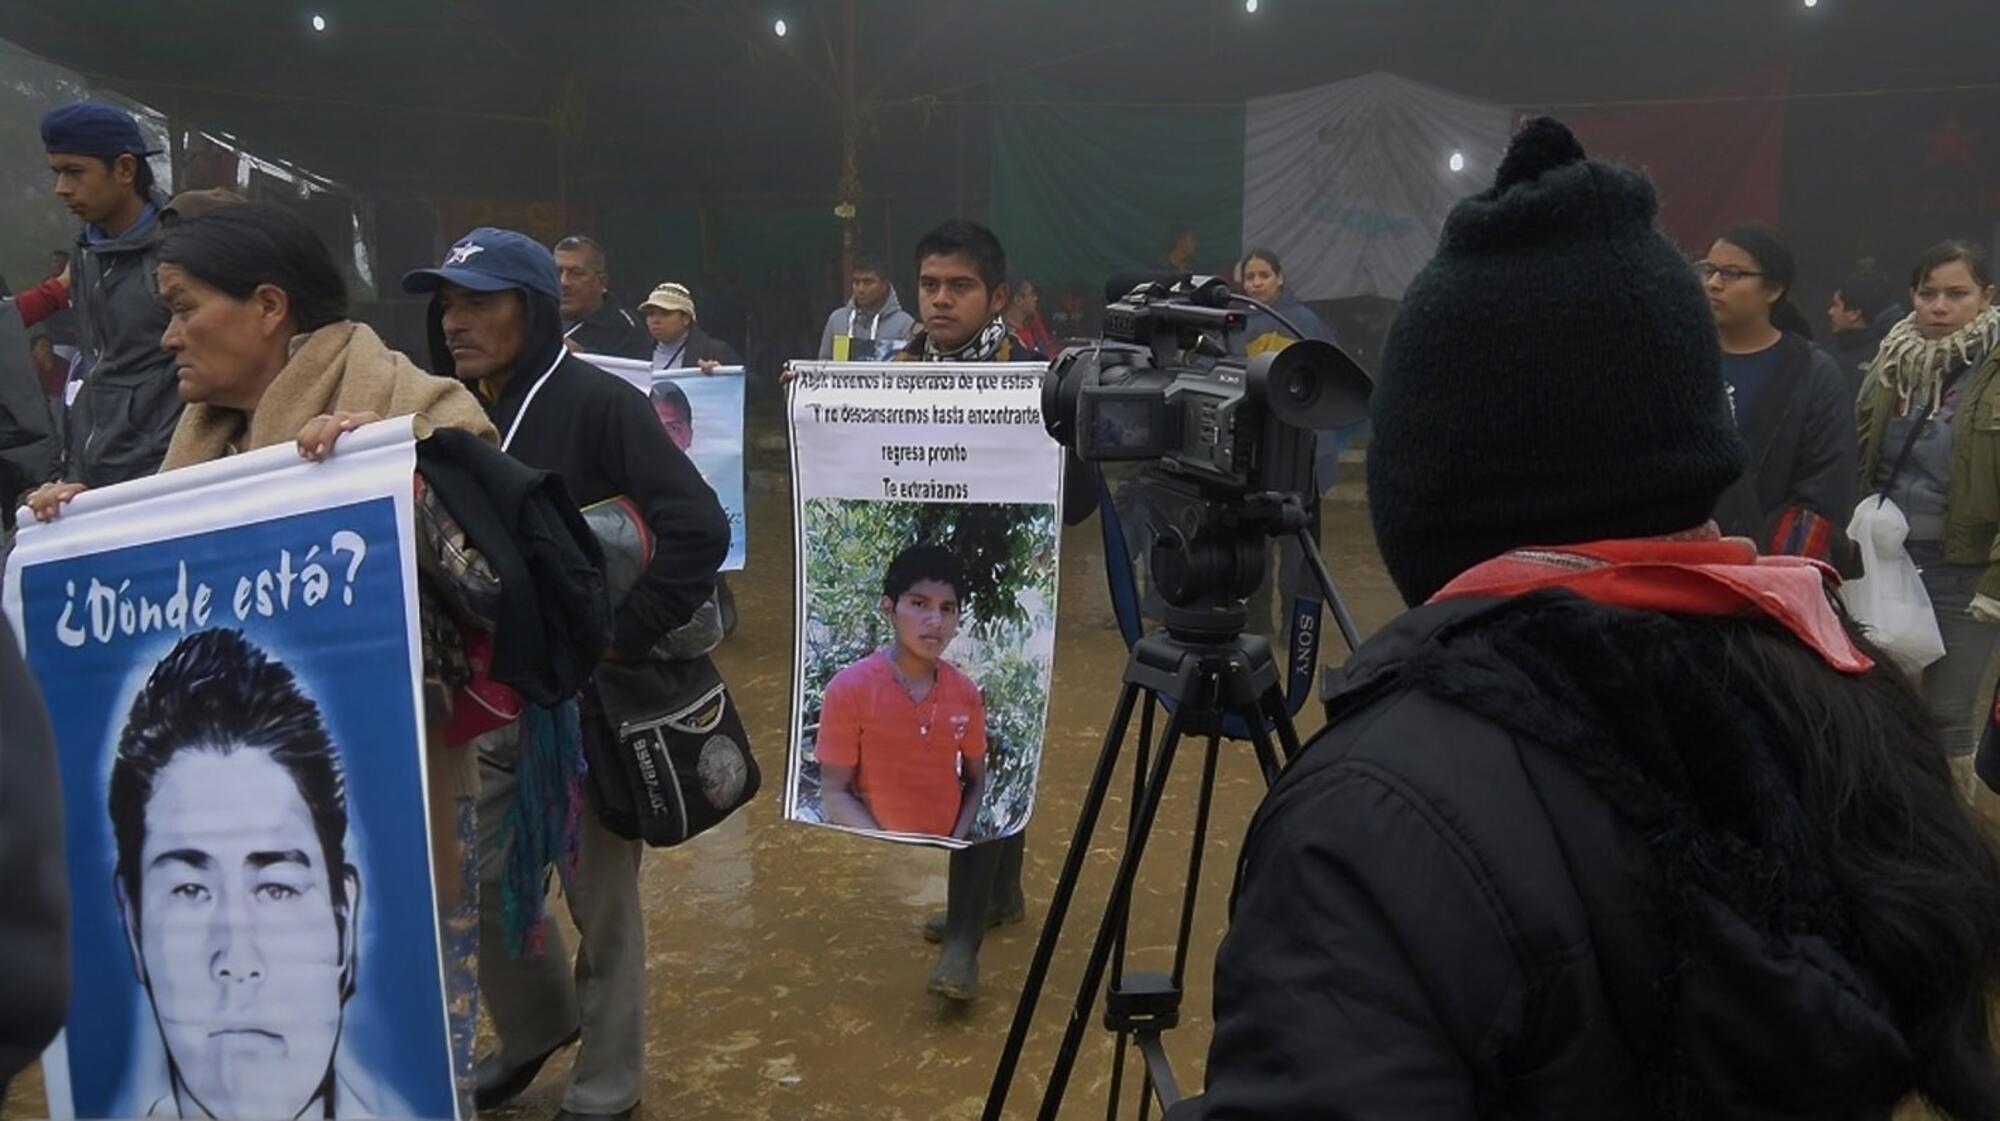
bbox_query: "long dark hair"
[1407,599,2000,1117]
[1724,617,2000,1118]
[1718,222,1816,341]
[157,201,348,332]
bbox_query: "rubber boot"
[922,831,1028,942]
[928,840,1003,1001]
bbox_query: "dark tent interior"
[4,0,1996,377]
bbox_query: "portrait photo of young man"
[814,544,989,839]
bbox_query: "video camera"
[1042,273,1371,626]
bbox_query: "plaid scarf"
[909,316,1012,362]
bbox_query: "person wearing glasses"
[1698,222,1856,569]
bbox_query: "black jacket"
[65,197,182,486]
[428,290,729,657]
[416,428,611,704]
[652,326,741,369]
[1712,333,1857,560]
[0,615,66,1098]
[1178,594,1914,1121]
[565,301,652,361]
[1829,322,1891,400]
[0,300,58,526]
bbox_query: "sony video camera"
[1043,274,1371,627]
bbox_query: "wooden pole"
[838,0,860,282]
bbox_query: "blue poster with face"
[3,426,457,1119]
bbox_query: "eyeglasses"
[1693,262,1764,284]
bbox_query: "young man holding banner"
[406,228,728,1121]
[892,219,1041,1001]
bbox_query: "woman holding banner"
[26,200,499,1113]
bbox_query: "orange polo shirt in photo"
[815,652,988,836]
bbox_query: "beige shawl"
[160,320,495,470]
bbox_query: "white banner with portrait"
[579,354,748,571]
[4,421,458,1120]
[782,362,1063,849]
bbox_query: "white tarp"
[1242,71,1514,302]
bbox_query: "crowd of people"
[6,94,2000,1121]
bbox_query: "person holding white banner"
[639,282,740,373]
[29,199,502,1115]
[408,227,727,1121]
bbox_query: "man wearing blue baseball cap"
[405,228,727,1121]
[40,100,181,486]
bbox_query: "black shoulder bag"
[580,496,759,847]
[583,653,759,846]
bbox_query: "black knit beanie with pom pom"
[1367,117,1746,606]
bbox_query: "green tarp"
[989,77,1244,294]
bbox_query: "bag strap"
[1878,401,1935,496]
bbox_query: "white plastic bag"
[1840,495,1946,674]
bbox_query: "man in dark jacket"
[556,235,651,360]
[0,615,67,1100]
[406,228,728,1121]
[1708,330,1857,568]
[1172,120,1941,1120]
[41,101,180,487]
[1827,270,1899,394]
[637,282,741,371]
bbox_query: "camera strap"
[1094,474,1319,734]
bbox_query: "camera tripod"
[982,519,1357,1121]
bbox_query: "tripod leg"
[1107,1036,1127,1121]
[1112,699,1155,997]
[983,679,1148,1121]
[1036,699,1196,1121]
[1295,526,1362,655]
[1244,691,1290,786]
[1262,684,1308,768]
[1172,734,1223,986]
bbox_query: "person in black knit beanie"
[1367,116,1747,605]
[1170,119,2000,1121]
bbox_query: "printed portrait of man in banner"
[783,362,1063,849]
[579,353,748,571]
[3,430,459,1120]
